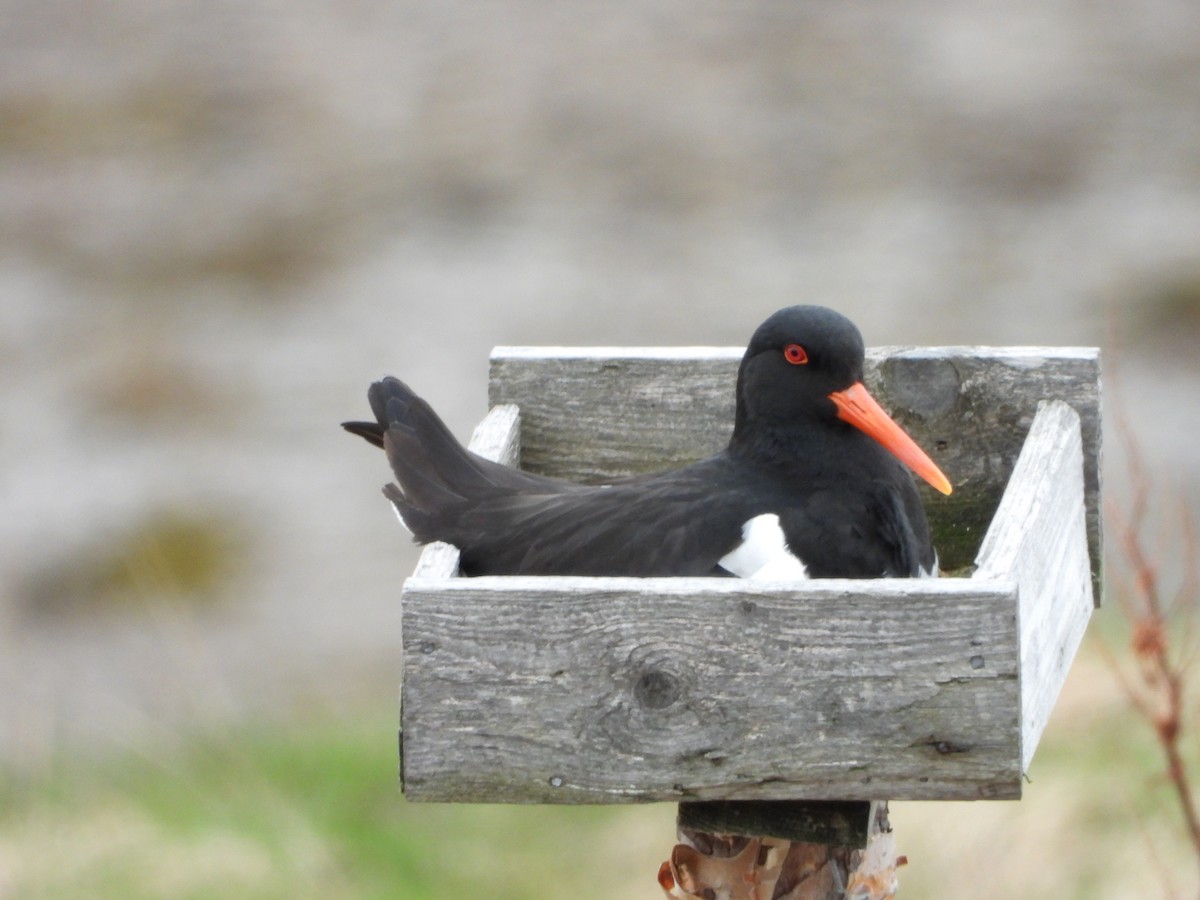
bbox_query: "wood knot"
[588,643,739,758]
[879,357,962,419]
[634,669,681,710]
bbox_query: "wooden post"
[662,802,899,899]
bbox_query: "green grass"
[0,710,671,899]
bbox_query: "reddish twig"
[1108,396,1200,890]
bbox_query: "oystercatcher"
[343,305,951,579]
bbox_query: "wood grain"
[973,400,1093,770]
[400,576,1021,803]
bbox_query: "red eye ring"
[783,343,809,365]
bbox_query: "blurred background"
[2,1,1199,897]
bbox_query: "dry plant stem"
[1112,410,1200,883]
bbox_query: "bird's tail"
[342,377,501,541]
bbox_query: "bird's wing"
[774,479,934,578]
[870,478,937,577]
[453,469,751,576]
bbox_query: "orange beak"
[829,382,953,495]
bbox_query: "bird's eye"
[783,343,809,365]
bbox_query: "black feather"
[343,306,940,579]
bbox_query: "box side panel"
[974,401,1093,771]
[400,577,1020,803]
[489,353,738,480]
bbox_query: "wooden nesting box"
[399,345,1101,804]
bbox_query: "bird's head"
[735,305,952,495]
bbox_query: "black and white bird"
[343,305,951,579]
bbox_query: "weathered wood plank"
[876,347,1101,600]
[409,542,460,580]
[467,402,522,468]
[489,346,742,481]
[400,577,1021,803]
[678,799,875,847]
[409,403,522,580]
[973,400,1092,771]
[489,346,1102,593]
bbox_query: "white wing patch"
[718,513,809,580]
